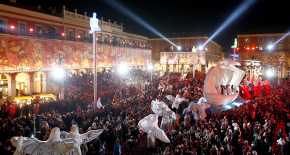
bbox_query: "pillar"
[46,76,51,94]
[26,79,34,95]
[8,80,16,97]
[42,79,47,94]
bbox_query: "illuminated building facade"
[237,32,290,78]
[148,34,222,73]
[0,1,150,97]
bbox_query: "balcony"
[0,28,151,50]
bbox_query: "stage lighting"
[104,0,178,48]
[147,64,153,70]
[177,46,181,50]
[201,0,256,48]
[198,46,203,51]
[268,45,273,49]
[118,64,129,74]
[266,69,273,77]
[54,68,64,78]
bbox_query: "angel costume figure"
[11,127,81,155]
[151,100,176,134]
[183,97,210,121]
[166,94,187,110]
[61,124,103,155]
[138,114,170,148]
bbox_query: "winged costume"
[151,100,176,134]
[61,124,103,155]
[166,94,187,110]
[138,114,170,148]
[11,127,81,155]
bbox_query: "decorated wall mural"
[0,36,151,71]
[160,52,205,65]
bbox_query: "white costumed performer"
[138,114,170,148]
[11,127,81,155]
[151,100,176,134]
[183,97,210,121]
[61,124,104,155]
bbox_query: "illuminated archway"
[78,69,87,75]
[33,71,46,93]
[0,74,12,97]
[15,73,31,96]
[68,70,77,76]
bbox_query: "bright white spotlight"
[147,64,153,70]
[268,45,273,49]
[198,46,203,50]
[177,46,181,50]
[223,104,232,110]
[118,64,129,74]
[54,68,64,78]
[266,69,273,77]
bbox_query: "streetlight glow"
[54,68,64,78]
[118,64,129,74]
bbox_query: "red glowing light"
[78,35,81,39]
[29,28,33,32]
[10,26,15,29]
[62,33,65,36]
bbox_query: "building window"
[170,46,173,51]
[244,37,250,43]
[268,37,273,42]
[185,39,189,44]
[197,39,200,44]
[155,53,159,60]
[163,46,166,51]
[209,41,212,46]
[18,22,26,35]
[67,29,75,40]
[258,45,263,50]
[162,40,166,45]
[278,36,284,42]
[258,37,264,43]
[155,40,159,45]
[49,27,59,39]
[278,44,284,51]
[0,18,7,32]
[149,40,152,45]
[178,39,181,44]
[156,46,159,51]
[185,45,189,51]
[288,44,290,50]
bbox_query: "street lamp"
[147,64,153,81]
[90,12,101,110]
[55,53,63,99]
[278,56,285,85]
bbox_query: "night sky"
[17,0,290,48]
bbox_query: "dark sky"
[17,0,290,48]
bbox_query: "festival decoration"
[11,127,81,155]
[151,100,176,134]
[138,114,170,148]
[183,97,210,120]
[203,58,245,114]
[60,124,103,155]
[166,94,187,109]
[0,36,151,72]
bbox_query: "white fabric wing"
[161,110,176,120]
[138,114,154,133]
[97,98,102,109]
[11,137,81,155]
[151,126,170,143]
[151,100,167,116]
[80,129,104,144]
[60,131,69,139]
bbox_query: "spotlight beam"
[103,0,178,47]
[202,0,257,47]
[271,32,290,47]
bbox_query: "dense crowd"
[0,69,289,155]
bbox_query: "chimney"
[9,0,16,3]
[74,9,77,17]
[37,4,41,10]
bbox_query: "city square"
[0,0,290,154]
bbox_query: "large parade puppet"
[166,94,187,109]
[151,100,176,134]
[183,97,210,121]
[61,124,104,155]
[11,127,81,155]
[203,58,245,114]
[138,114,171,148]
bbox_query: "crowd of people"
[0,68,289,155]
